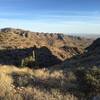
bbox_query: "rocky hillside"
[0,28,99,100]
[62,38,100,68]
[0,28,93,67]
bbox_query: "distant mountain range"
[67,33,100,39]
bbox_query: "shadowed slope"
[0,46,62,68]
[62,38,100,68]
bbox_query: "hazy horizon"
[0,0,100,34]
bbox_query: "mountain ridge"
[0,27,93,67]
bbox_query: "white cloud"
[0,18,100,34]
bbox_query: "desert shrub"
[48,39,54,46]
[20,56,35,67]
[11,72,34,87]
[75,67,100,97]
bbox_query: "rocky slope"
[0,28,98,100]
[0,28,93,67]
[62,38,100,68]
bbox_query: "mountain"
[62,38,100,68]
[0,28,98,100]
[0,28,93,67]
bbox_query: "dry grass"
[0,65,33,74]
[0,72,13,97]
[0,65,79,100]
[0,30,92,61]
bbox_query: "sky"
[0,0,100,34]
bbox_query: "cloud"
[0,18,100,34]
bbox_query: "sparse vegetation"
[0,28,99,100]
[0,65,78,100]
[75,67,100,98]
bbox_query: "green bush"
[20,56,35,67]
[75,67,100,96]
